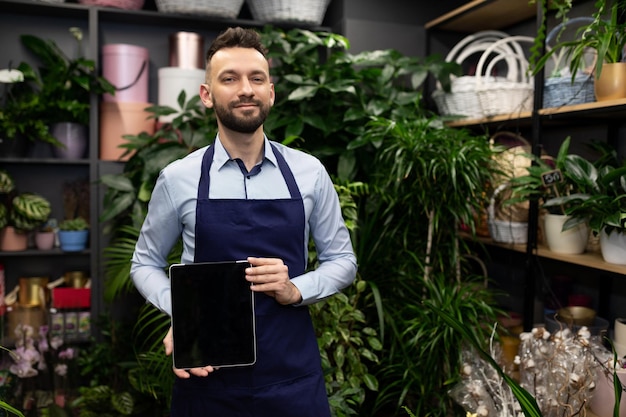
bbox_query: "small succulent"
[59,217,89,231]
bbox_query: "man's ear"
[200,83,213,108]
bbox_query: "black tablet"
[169,260,256,369]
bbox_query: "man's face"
[202,47,274,134]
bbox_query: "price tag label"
[541,169,563,187]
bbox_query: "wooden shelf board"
[441,99,626,128]
[533,245,626,274]
[539,98,626,117]
[444,111,533,128]
[425,0,536,32]
[471,235,626,275]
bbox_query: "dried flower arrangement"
[450,325,602,417]
[516,326,600,417]
[449,326,522,417]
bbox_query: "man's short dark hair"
[205,27,267,65]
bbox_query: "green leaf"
[100,174,135,192]
[288,85,319,100]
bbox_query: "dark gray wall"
[325,0,467,56]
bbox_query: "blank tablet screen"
[169,260,256,369]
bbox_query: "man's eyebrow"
[218,68,268,77]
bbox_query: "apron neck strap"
[198,142,301,200]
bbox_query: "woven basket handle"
[488,182,510,220]
[545,17,595,76]
[445,30,511,62]
[454,42,522,80]
[438,31,521,90]
[475,36,535,87]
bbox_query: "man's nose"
[238,78,254,96]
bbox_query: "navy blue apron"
[170,143,330,417]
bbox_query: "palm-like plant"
[358,115,497,280]
[351,113,503,416]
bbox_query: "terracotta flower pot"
[0,226,28,251]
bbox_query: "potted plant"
[17,28,115,157]
[532,0,626,101]
[34,219,57,251]
[0,169,52,251]
[57,217,89,252]
[0,65,54,157]
[539,141,626,264]
[507,137,593,254]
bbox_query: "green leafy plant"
[507,136,597,216]
[308,181,382,417]
[1,28,115,148]
[544,160,626,235]
[262,27,461,181]
[356,115,497,279]
[59,217,89,231]
[71,314,162,417]
[0,169,51,232]
[528,0,574,76]
[348,112,502,416]
[532,0,626,82]
[19,28,115,127]
[0,63,54,147]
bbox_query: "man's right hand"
[164,326,218,378]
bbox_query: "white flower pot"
[600,228,626,265]
[590,368,626,417]
[543,213,588,254]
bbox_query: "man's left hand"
[246,257,302,305]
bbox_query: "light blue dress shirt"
[130,136,358,316]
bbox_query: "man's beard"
[213,97,270,134]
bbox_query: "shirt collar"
[213,134,277,170]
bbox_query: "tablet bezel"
[169,260,256,370]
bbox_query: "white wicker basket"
[155,0,244,18]
[433,75,508,120]
[488,183,528,244]
[432,31,523,119]
[246,0,331,25]
[475,35,535,117]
